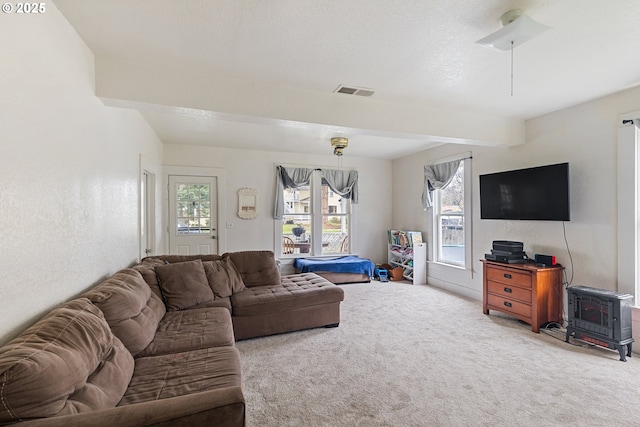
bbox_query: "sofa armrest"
[14,386,245,427]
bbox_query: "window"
[322,179,349,254]
[175,183,211,234]
[617,116,640,299]
[282,184,313,250]
[433,159,469,268]
[278,170,352,256]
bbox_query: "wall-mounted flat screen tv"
[479,162,570,221]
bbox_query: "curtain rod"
[428,151,473,165]
[431,156,472,166]
[275,163,355,171]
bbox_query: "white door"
[168,175,218,255]
[140,170,156,259]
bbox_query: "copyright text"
[2,3,46,13]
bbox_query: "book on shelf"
[408,231,422,246]
[387,230,406,246]
[387,230,422,248]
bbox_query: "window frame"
[434,193,465,267]
[617,114,640,300]
[430,155,472,272]
[276,170,352,258]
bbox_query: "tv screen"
[479,163,570,221]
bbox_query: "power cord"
[540,323,596,349]
[562,221,574,288]
[557,221,576,327]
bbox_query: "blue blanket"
[294,256,374,276]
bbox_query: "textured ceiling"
[53,0,640,159]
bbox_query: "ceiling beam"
[95,56,525,148]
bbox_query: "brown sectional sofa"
[0,250,344,426]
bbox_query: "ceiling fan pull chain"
[510,40,514,97]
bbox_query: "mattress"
[293,256,374,277]
[313,272,371,284]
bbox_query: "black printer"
[484,240,527,263]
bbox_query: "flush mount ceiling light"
[476,9,551,51]
[476,9,551,95]
[331,137,348,156]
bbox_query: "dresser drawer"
[487,280,532,303]
[487,294,531,318]
[486,267,532,288]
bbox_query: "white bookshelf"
[387,230,427,285]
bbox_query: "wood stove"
[565,285,634,361]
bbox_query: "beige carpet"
[236,282,640,426]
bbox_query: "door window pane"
[175,183,211,234]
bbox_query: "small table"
[294,241,329,253]
[294,241,311,253]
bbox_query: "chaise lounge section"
[142,250,345,340]
[0,250,344,426]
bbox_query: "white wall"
[163,144,392,267]
[392,85,640,304]
[0,1,164,344]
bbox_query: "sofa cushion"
[133,258,167,300]
[119,346,242,406]
[231,273,344,316]
[156,259,215,311]
[203,258,246,298]
[224,250,280,288]
[187,297,232,311]
[136,307,235,357]
[83,268,166,356]
[0,298,134,424]
[143,254,223,264]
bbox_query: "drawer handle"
[503,273,512,279]
[504,287,512,293]
[504,301,512,307]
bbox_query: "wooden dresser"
[482,260,564,333]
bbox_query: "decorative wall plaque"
[237,187,257,219]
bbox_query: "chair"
[339,235,349,253]
[283,236,296,254]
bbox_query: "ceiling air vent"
[334,85,375,97]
